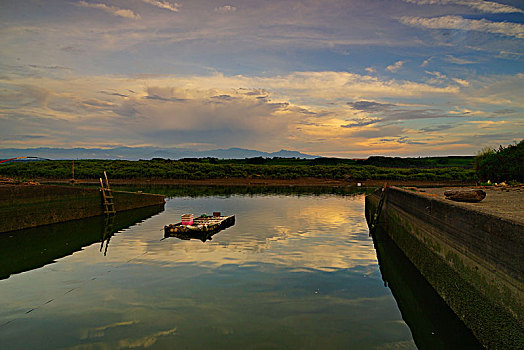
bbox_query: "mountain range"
[0,147,318,160]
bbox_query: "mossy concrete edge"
[0,185,165,233]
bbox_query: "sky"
[0,0,523,157]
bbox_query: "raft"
[164,214,235,239]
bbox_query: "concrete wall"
[0,185,165,233]
[365,187,524,349]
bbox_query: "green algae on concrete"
[371,227,482,349]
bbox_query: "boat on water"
[164,213,235,241]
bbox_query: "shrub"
[475,140,523,182]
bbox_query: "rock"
[444,189,486,203]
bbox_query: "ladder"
[100,171,116,215]
[369,183,387,234]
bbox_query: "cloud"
[238,88,270,99]
[103,85,298,147]
[452,78,470,86]
[0,84,52,109]
[347,101,395,112]
[443,55,477,65]
[347,100,468,122]
[464,1,524,14]
[0,63,71,80]
[1,0,522,158]
[215,5,237,14]
[349,125,405,139]
[2,134,47,140]
[81,98,114,109]
[1,70,521,156]
[143,87,188,102]
[211,94,234,101]
[382,108,468,121]
[399,15,524,39]
[76,1,140,20]
[60,45,84,54]
[402,0,524,14]
[380,136,427,145]
[424,70,448,85]
[497,50,524,60]
[493,108,515,115]
[420,124,455,132]
[386,61,404,73]
[98,90,129,98]
[113,102,140,118]
[459,73,524,108]
[425,71,446,79]
[27,64,70,71]
[340,118,381,128]
[142,0,180,12]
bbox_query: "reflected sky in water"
[0,193,416,349]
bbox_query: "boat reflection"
[165,230,217,242]
[0,204,165,280]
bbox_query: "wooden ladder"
[100,171,116,215]
[369,183,388,234]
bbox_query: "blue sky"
[0,0,523,157]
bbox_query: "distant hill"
[0,147,318,160]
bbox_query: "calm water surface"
[0,187,479,349]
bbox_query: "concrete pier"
[0,184,165,233]
[365,186,524,349]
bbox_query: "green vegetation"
[0,158,475,182]
[357,156,474,168]
[175,155,475,168]
[475,140,523,183]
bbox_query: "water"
[0,187,480,349]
